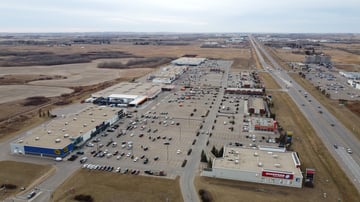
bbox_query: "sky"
[0,0,359,33]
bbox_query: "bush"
[198,189,213,202]
[0,184,17,190]
[74,194,94,202]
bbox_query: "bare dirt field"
[258,72,281,89]
[0,85,73,104]
[0,60,153,88]
[0,161,53,200]
[52,169,183,202]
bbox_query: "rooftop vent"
[61,114,65,118]
[55,139,61,143]
[18,139,23,143]
[254,152,258,157]
[91,119,95,122]
[272,154,278,159]
[258,162,263,167]
[267,151,273,155]
[47,130,52,134]
[89,112,93,115]
[35,137,40,141]
[274,163,281,168]
[73,117,77,121]
[62,128,66,132]
[64,134,69,138]
[83,124,87,127]
[103,113,107,116]
[65,122,68,125]
[235,160,239,164]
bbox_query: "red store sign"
[262,171,294,179]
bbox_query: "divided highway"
[250,35,360,193]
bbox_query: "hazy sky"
[1,0,359,33]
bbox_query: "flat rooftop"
[213,147,301,176]
[16,106,120,149]
[249,97,265,109]
[171,57,206,66]
[92,82,162,98]
[251,117,274,127]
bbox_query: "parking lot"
[303,65,359,100]
[71,60,234,178]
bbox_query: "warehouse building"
[10,106,124,158]
[171,57,206,66]
[202,147,303,188]
[90,82,162,107]
[151,65,188,84]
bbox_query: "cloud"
[0,0,359,32]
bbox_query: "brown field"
[271,48,305,62]
[0,161,53,200]
[195,86,360,202]
[258,72,281,89]
[52,169,183,202]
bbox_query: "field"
[52,169,183,202]
[0,161,53,200]
[195,72,359,202]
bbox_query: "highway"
[250,35,360,193]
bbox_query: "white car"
[133,157,139,162]
[176,150,181,154]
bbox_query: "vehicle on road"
[27,191,36,199]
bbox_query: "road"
[250,35,360,193]
[179,60,231,202]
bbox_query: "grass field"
[52,169,183,202]
[195,72,359,202]
[0,161,53,200]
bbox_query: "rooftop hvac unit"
[235,160,239,164]
[258,162,263,167]
[75,113,79,116]
[64,134,69,138]
[91,119,95,122]
[272,154,278,159]
[267,152,273,155]
[55,139,61,143]
[254,152,259,157]
[73,117,77,121]
[62,128,66,132]
[18,139,23,143]
[35,137,40,141]
[61,114,65,118]
[89,112,93,115]
[274,163,281,168]
[79,130,83,134]
[47,130,52,134]
[103,113,107,116]
[65,122,68,125]
[83,124,87,127]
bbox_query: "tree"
[211,146,218,157]
[218,147,224,157]
[201,150,207,162]
[207,158,213,168]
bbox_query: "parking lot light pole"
[166,145,169,162]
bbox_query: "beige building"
[202,147,303,188]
